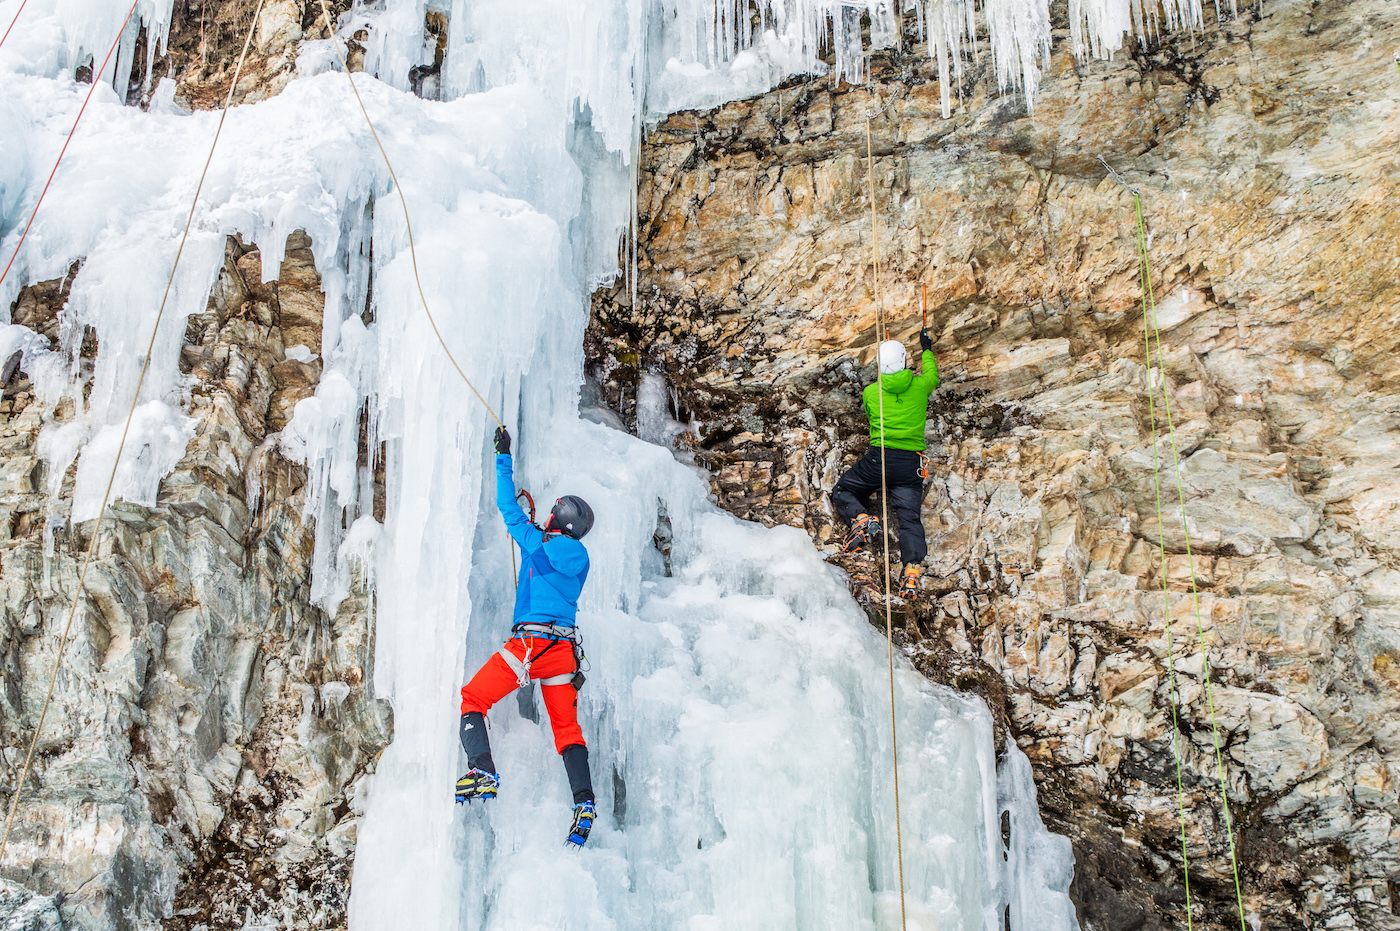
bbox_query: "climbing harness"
[0,0,270,867]
[1102,154,1250,931]
[498,639,569,688]
[0,0,143,290]
[866,115,908,931]
[510,621,581,641]
[502,625,587,691]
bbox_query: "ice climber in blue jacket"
[455,425,598,847]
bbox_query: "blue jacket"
[496,454,589,630]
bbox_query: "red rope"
[0,0,31,49]
[0,0,142,290]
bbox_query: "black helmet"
[548,495,594,540]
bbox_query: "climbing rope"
[1134,194,1200,928]
[1103,155,1250,928]
[1132,190,1249,931]
[866,115,908,931]
[1098,157,1204,922]
[313,0,523,597]
[0,0,29,48]
[0,0,269,866]
[0,0,143,290]
[313,0,500,427]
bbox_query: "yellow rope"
[866,116,908,931]
[1135,198,1197,928]
[1132,191,1249,930]
[314,0,500,428]
[0,0,270,865]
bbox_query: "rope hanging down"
[0,0,143,290]
[1103,154,1249,928]
[1133,190,1249,931]
[309,0,517,598]
[1137,207,1199,927]
[866,115,909,931]
[0,0,270,865]
[0,0,29,48]
[313,0,500,428]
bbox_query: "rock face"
[0,233,388,930]
[127,0,353,109]
[587,0,1400,928]
[5,0,1399,926]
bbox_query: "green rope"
[1135,193,1197,929]
[1133,191,1249,931]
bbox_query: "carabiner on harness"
[500,625,588,691]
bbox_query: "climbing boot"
[843,514,881,554]
[899,564,922,600]
[454,768,499,803]
[566,800,597,848]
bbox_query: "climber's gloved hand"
[919,328,933,352]
[494,426,512,456]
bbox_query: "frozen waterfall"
[0,0,1123,927]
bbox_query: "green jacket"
[862,350,939,451]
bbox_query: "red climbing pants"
[459,637,584,753]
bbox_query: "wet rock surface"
[587,0,1400,927]
[0,233,387,931]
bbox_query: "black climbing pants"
[830,447,927,565]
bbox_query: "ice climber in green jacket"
[831,328,939,600]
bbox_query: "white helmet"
[877,340,907,375]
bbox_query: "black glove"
[494,426,511,455]
[919,328,933,352]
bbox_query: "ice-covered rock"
[585,0,1400,925]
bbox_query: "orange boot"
[843,514,881,554]
[899,564,922,600]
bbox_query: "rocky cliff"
[0,233,388,931]
[586,1,1400,928]
[1,1,397,926]
[3,0,1398,927]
